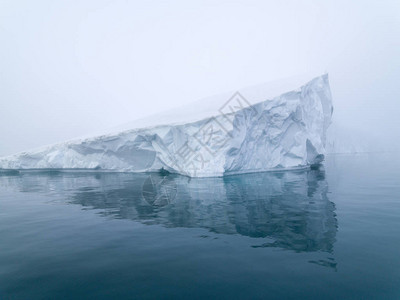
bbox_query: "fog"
[1,0,399,156]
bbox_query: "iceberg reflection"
[71,169,335,255]
[0,168,337,256]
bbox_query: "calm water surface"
[0,154,399,299]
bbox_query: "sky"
[0,0,399,156]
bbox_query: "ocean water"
[0,154,399,299]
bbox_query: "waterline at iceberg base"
[0,74,333,177]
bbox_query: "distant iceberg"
[0,74,333,177]
[325,122,381,154]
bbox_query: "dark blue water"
[0,154,399,299]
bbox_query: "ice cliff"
[0,74,333,177]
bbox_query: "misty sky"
[1,0,399,156]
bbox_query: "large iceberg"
[0,74,333,177]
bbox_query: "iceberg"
[0,74,333,177]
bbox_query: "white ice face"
[0,75,333,177]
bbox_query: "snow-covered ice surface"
[0,74,333,177]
